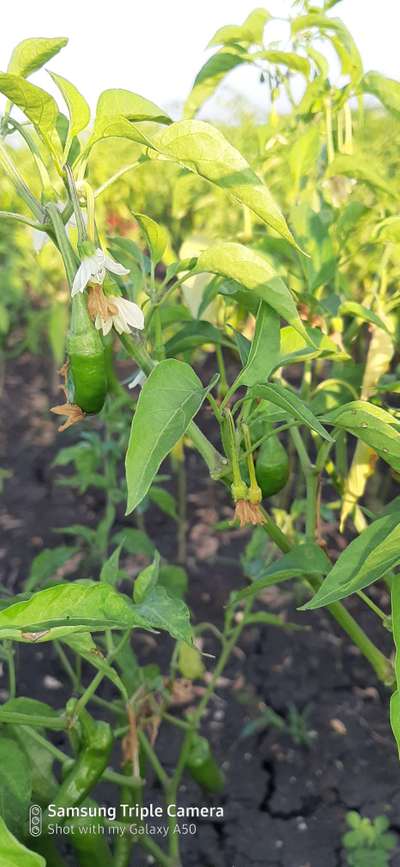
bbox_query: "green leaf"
[152,122,300,249]
[158,565,188,599]
[234,543,330,602]
[25,546,77,592]
[339,301,391,334]
[125,359,209,514]
[48,71,90,146]
[0,698,59,719]
[197,243,309,340]
[209,8,270,46]
[148,486,178,520]
[184,50,247,118]
[292,14,362,80]
[134,552,160,603]
[0,73,62,163]
[0,581,191,643]
[9,725,57,805]
[302,513,400,609]
[0,698,63,730]
[289,127,320,191]
[165,320,225,356]
[235,302,280,387]
[62,632,126,694]
[0,304,10,336]
[0,816,45,867]
[326,154,393,198]
[391,690,400,759]
[95,88,171,125]
[279,325,346,366]
[132,212,168,264]
[362,71,400,119]
[0,739,31,835]
[391,578,400,755]
[7,37,67,78]
[84,89,171,154]
[323,401,400,471]
[113,528,155,559]
[259,50,310,77]
[100,546,122,585]
[248,382,333,441]
[133,585,192,644]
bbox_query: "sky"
[0,1,398,118]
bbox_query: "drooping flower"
[234,499,264,528]
[87,283,144,336]
[50,403,86,432]
[72,247,129,296]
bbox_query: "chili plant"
[1,4,400,865]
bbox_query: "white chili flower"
[72,247,129,296]
[128,368,147,390]
[95,296,144,336]
[87,284,144,336]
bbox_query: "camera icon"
[29,805,42,837]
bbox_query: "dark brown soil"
[1,352,399,867]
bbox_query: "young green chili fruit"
[44,713,113,821]
[185,733,224,793]
[51,292,108,430]
[256,427,290,497]
[67,292,108,414]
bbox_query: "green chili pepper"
[68,798,114,867]
[44,708,113,821]
[186,734,224,793]
[256,426,289,497]
[66,292,107,414]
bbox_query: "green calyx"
[255,427,290,498]
[78,240,96,259]
[66,293,107,414]
[231,480,248,502]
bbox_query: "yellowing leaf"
[152,121,300,249]
[7,36,67,78]
[48,71,90,142]
[0,73,62,164]
[197,242,309,339]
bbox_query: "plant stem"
[6,117,53,192]
[260,506,393,685]
[176,447,187,564]
[0,711,66,730]
[140,834,174,867]
[65,164,87,245]
[0,210,50,231]
[54,641,80,690]
[47,201,78,286]
[138,730,170,788]
[0,140,45,221]
[357,590,388,623]
[71,632,129,718]
[26,727,143,788]
[166,600,251,863]
[94,161,141,198]
[215,345,228,398]
[325,95,335,164]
